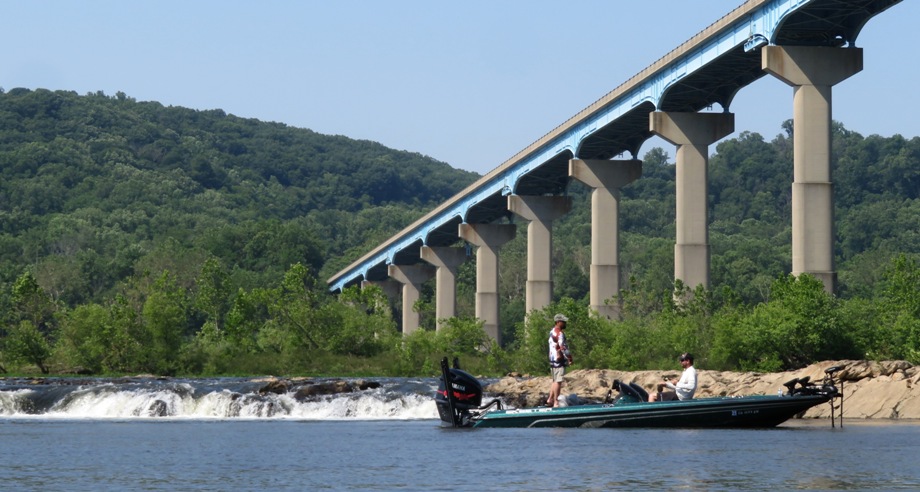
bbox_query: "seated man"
[649,352,697,402]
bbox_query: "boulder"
[293,380,356,400]
[255,378,381,400]
[357,380,381,391]
[147,399,168,417]
[258,379,290,395]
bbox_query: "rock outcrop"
[486,360,920,419]
[256,378,383,401]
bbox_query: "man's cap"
[553,314,568,323]
[679,352,694,362]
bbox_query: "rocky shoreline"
[486,360,920,419]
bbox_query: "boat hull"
[470,395,831,429]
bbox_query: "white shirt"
[548,328,568,367]
[666,365,697,400]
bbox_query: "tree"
[554,256,589,303]
[715,275,852,371]
[55,303,109,373]
[3,321,52,373]
[9,270,57,332]
[224,287,270,353]
[871,254,920,362]
[142,271,191,374]
[331,285,398,356]
[194,256,232,334]
[3,271,57,372]
[262,263,327,354]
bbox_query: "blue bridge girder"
[328,0,902,292]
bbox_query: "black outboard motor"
[436,357,483,427]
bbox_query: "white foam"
[0,388,34,415]
[0,383,440,421]
[280,390,438,420]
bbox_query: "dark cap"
[679,353,693,363]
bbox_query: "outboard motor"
[436,357,483,427]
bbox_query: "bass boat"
[436,358,844,429]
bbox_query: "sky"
[2,0,917,175]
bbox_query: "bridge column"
[763,46,863,293]
[458,223,516,344]
[507,195,572,316]
[569,159,642,319]
[650,111,734,292]
[420,246,467,331]
[387,264,435,336]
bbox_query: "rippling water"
[3,419,920,491]
[3,378,920,490]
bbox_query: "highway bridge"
[328,0,904,341]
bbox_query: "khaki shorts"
[551,366,566,383]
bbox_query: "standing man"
[547,313,573,407]
[650,352,697,402]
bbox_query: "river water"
[2,377,920,491]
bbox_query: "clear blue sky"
[2,1,916,175]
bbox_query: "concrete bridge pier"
[507,195,572,316]
[420,245,468,330]
[650,111,734,292]
[458,223,516,344]
[569,158,642,319]
[763,46,863,293]
[387,263,435,335]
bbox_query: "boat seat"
[628,383,649,402]
[615,380,642,402]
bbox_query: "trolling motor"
[825,365,845,428]
[435,357,503,427]
[782,364,845,427]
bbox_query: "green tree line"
[1,87,918,376]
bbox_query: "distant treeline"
[0,87,918,376]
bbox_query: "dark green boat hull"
[470,394,831,428]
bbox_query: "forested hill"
[2,87,920,376]
[2,86,920,312]
[0,88,478,305]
